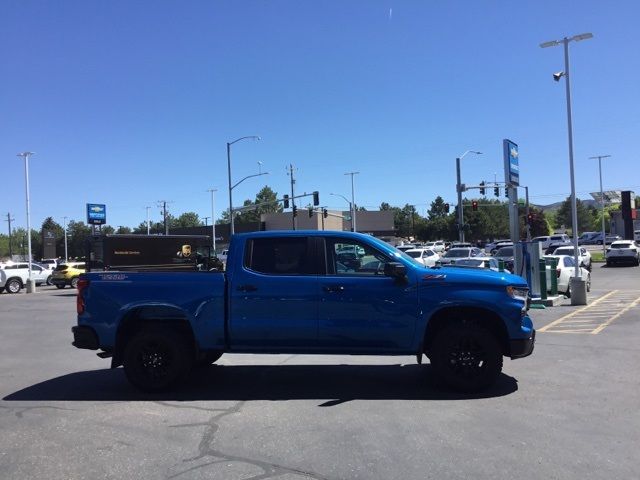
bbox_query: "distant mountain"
[534,199,598,212]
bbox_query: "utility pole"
[4,213,15,258]
[203,216,210,226]
[157,201,172,235]
[344,171,360,232]
[288,164,297,230]
[145,206,151,235]
[63,216,68,261]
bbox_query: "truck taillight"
[556,269,561,278]
[77,278,90,314]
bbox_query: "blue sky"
[2,0,639,230]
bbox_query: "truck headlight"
[506,286,529,302]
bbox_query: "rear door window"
[244,237,314,275]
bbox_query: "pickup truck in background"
[72,231,535,393]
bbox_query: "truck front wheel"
[123,329,193,392]
[430,323,503,392]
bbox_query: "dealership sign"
[87,203,106,225]
[503,139,519,187]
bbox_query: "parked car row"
[0,260,86,293]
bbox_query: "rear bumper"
[72,326,99,350]
[510,330,535,359]
[606,256,637,264]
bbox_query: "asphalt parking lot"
[1,264,639,480]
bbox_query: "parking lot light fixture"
[17,152,36,293]
[540,33,593,305]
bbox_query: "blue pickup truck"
[72,231,535,392]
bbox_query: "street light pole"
[589,155,611,259]
[344,172,359,232]
[17,152,35,293]
[455,150,482,242]
[541,32,593,305]
[226,136,260,236]
[207,188,217,254]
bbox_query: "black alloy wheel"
[123,329,192,392]
[431,323,502,392]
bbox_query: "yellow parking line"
[591,295,640,334]
[547,328,598,333]
[538,290,618,333]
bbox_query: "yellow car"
[51,262,86,289]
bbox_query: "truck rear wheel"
[430,323,503,392]
[123,328,193,392]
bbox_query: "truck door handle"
[323,285,344,293]
[237,284,258,292]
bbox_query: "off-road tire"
[55,284,66,289]
[70,277,79,289]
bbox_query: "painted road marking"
[538,290,640,334]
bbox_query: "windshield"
[496,247,513,256]
[406,251,422,258]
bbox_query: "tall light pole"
[227,136,260,235]
[589,154,611,258]
[63,216,68,261]
[207,188,218,254]
[344,172,360,232]
[17,152,35,293]
[455,150,482,242]
[541,32,593,305]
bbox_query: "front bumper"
[72,326,99,350]
[510,330,535,359]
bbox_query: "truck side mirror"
[384,262,406,279]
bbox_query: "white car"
[545,255,591,297]
[0,262,52,293]
[606,240,640,266]
[405,248,439,267]
[635,230,640,242]
[39,258,60,270]
[437,247,483,265]
[552,246,592,271]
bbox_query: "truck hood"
[418,264,527,288]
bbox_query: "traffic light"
[444,203,450,213]
[505,186,509,198]
[494,186,499,197]
[308,207,313,218]
[472,201,478,212]
[479,181,485,195]
[283,195,290,208]
[312,191,320,206]
[323,208,328,218]
[292,205,298,217]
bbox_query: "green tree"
[102,225,115,235]
[427,196,448,220]
[221,186,283,224]
[172,212,201,228]
[115,226,132,234]
[555,197,592,234]
[67,220,91,259]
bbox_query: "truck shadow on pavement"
[4,364,518,403]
